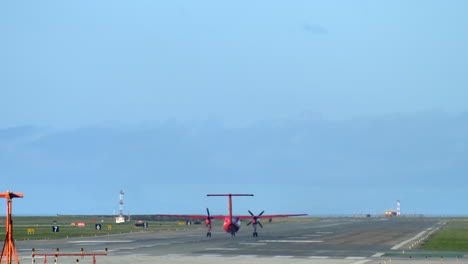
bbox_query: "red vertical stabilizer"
[207,194,253,222]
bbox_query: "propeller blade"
[259,210,265,216]
[258,221,263,228]
[247,221,252,226]
[248,210,254,216]
[206,208,211,219]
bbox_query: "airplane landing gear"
[231,232,236,237]
[253,232,258,237]
[206,232,211,237]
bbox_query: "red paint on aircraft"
[157,193,307,237]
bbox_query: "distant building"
[385,210,398,217]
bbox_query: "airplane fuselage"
[223,216,241,234]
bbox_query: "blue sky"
[1,1,468,216]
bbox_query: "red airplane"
[157,194,307,237]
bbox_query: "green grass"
[1,215,318,241]
[423,220,468,251]
[0,216,203,241]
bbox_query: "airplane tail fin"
[207,194,254,222]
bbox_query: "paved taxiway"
[15,217,456,264]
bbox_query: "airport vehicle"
[157,194,307,237]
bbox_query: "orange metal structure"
[32,248,108,264]
[0,191,23,264]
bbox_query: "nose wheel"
[253,232,258,237]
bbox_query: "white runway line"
[239,242,267,246]
[236,255,258,258]
[117,247,137,250]
[273,255,294,258]
[371,252,385,257]
[309,256,330,259]
[391,230,427,250]
[350,260,371,264]
[205,248,239,251]
[162,254,186,257]
[345,256,366,259]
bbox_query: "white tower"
[396,200,401,216]
[115,190,125,223]
[119,189,124,218]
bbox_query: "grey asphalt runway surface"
[14,217,463,264]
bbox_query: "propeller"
[247,210,264,228]
[205,208,213,225]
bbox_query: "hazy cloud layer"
[2,112,467,215]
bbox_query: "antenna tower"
[119,190,124,218]
[396,200,401,216]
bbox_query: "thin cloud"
[303,23,328,35]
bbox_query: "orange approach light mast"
[0,191,23,264]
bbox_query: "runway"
[15,217,458,264]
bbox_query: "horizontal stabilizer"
[207,194,254,197]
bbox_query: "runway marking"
[162,254,186,257]
[200,254,221,257]
[117,247,137,250]
[68,240,133,243]
[259,240,323,243]
[391,230,427,250]
[346,256,366,259]
[140,243,169,247]
[205,248,239,251]
[372,252,385,257]
[309,256,330,259]
[239,242,267,246]
[274,255,294,258]
[350,260,371,264]
[236,255,257,258]
[316,231,333,234]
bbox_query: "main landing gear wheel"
[253,232,258,237]
[231,233,236,237]
[206,232,211,237]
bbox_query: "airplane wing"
[257,214,308,218]
[156,214,226,219]
[236,214,307,219]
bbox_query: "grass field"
[1,215,315,241]
[0,215,203,241]
[423,220,468,251]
